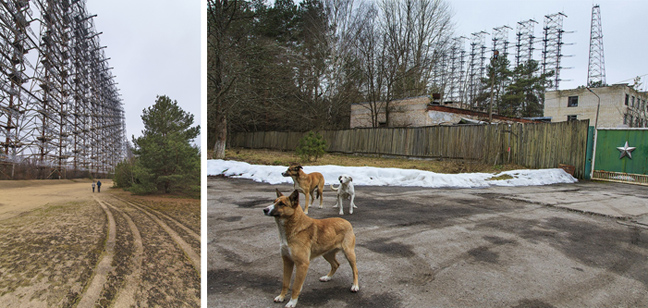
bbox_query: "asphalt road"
[207,177,648,308]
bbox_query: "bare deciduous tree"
[207,0,455,139]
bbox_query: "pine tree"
[296,131,327,161]
[131,95,200,195]
[499,60,553,117]
[478,55,512,113]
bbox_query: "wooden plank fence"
[229,120,590,178]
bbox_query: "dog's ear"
[296,165,303,170]
[338,175,342,181]
[289,190,300,206]
[349,176,353,182]
[276,188,283,198]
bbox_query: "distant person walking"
[97,180,102,193]
[92,182,96,193]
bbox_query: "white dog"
[330,175,357,215]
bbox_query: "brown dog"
[263,189,359,308]
[281,163,324,214]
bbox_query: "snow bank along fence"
[229,120,590,178]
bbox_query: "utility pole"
[489,50,499,123]
[586,87,601,179]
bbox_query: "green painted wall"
[594,129,648,175]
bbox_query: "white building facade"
[544,84,648,128]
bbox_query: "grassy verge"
[211,148,526,174]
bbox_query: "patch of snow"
[207,160,577,189]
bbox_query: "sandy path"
[0,180,108,307]
[0,180,200,307]
[0,180,112,220]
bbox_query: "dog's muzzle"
[263,204,277,216]
[281,172,289,177]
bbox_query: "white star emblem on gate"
[616,141,636,159]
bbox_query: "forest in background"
[208,0,552,159]
[209,0,454,156]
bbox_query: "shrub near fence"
[229,120,590,178]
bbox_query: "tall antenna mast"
[587,4,606,87]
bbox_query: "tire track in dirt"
[104,201,144,308]
[113,196,200,242]
[77,196,116,308]
[119,198,201,275]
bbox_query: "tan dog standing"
[263,189,360,308]
[281,163,324,214]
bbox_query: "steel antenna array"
[0,0,124,179]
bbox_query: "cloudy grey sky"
[85,0,202,147]
[82,0,647,150]
[449,0,648,91]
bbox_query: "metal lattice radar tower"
[587,4,606,87]
[431,49,447,100]
[492,26,512,61]
[0,0,125,179]
[432,36,466,106]
[542,12,567,90]
[515,19,537,67]
[491,26,512,113]
[430,13,569,112]
[448,36,467,105]
[467,31,488,110]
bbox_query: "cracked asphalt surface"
[207,177,648,307]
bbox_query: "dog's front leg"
[285,261,310,307]
[349,193,356,214]
[274,256,294,303]
[338,194,345,215]
[303,192,310,214]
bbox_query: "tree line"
[208,0,551,159]
[113,95,200,197]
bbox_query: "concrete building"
[350,96,431,128]
[350,96,537,128]
[544,84,648,128]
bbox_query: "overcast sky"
[449,0,648,91]
[85,0,201,147]
[81,0,648,151]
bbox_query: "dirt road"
[208,177,648,307]
[0,180,200,307]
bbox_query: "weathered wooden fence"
[229,120,590,178]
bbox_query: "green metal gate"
[592,128,648,185]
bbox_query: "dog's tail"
[330,184,339,191]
